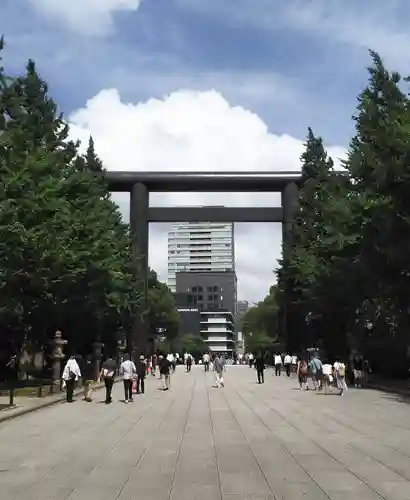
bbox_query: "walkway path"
[1,366,410,500]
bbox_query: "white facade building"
[201,311,235,355]
[167,220,235,292]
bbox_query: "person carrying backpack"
[62,356,81,403]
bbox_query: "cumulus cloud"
[68,88,346,302]
[30,0,141,36]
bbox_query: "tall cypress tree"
[344,51,410,373]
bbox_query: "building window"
[192,286,197,293]
[197,295,203,302]
[197,286,203,292]
[207,295,214,301]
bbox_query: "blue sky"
[4,0,404,144]
[2,0,409,301]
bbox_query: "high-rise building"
[235,300,249,330]
[175,271,237,314]
[201,311,235,355]
[167,220,235,292]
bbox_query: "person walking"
[352,356,364,388]
[203,352,210,372]
[99,356,117,404]
[333,359,348,395]
[255,352,265,384]
[82,355,95,402]
[274,353,282,376]
[62,356,81,403]
[159,355,171,390]
[309,352,323,391]
[167,352,175,373]
[297,357,309,390]
[136,355,147,394]
[186,354,193,372]
[214,354,225,388]
[248,353,254,368]
[119,354,136,403]
[321,361,333,395]
[291,354,298,374]
[284,353,292,377]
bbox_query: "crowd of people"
[245,349,371,396]
[61,348,370,403]
[60,350,232,403]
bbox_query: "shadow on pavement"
[379,391,410,405]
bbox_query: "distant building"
[167,221,235,292]
[201,311,235,355]
[236,331,245,354]
[175,272,237,356]
[235,300,249,331]
[175,271,237,316]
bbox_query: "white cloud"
[68,88,346,302]
[30,0,141,36]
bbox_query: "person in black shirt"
[255,352,265,384]
[352,356,364,387]
[159,355,171,390]
[136,355,147,394]
[99,357,116,404]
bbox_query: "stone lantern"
[51,330,67,390]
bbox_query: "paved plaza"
[1,367,410,500]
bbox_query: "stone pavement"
[0,382,110,423]
[1,367,410,500]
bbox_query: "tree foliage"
[275,51,410,377]
[242,286,278,351]
[147,270,180,341]
[0,41,177,378]
[180,333,208,357]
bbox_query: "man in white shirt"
[274,354,282,376]
[291,355,298,373]
[119,354,136,403]
[167,353,176,373]
[248,353,254,368]
[284,353,292,377]
[321,362,333,395]
[203,352,210,372]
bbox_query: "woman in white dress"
[333,361,348,395]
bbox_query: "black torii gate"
[106,171,301,354]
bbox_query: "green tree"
[242,286,278,337]
[245,331,274,354]
[180,333,208,357]
[343,51,410,375]
[147,271,180,343]
[0,48,144,376]
[277,127,357,357]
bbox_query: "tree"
[180,334,207,357]
[0,44,147,378]
[275,51,410,375]
[147,271,180,343]
[342,51,410,375]
[245,331,274,354]
[242,286,278,337]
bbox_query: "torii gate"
[106,171,301,354]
